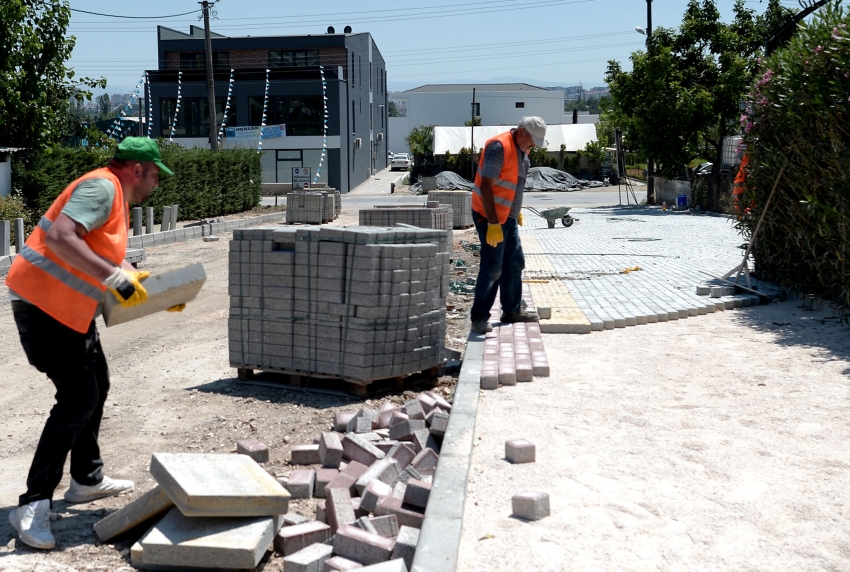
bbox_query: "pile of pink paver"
[273,390,451,571]
[480,287,550,389]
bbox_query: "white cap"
[518,116,547,147]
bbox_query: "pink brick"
[499,365,517,386]
[425,392,451,412]
[315,468,338,498]
[236,438,269,463]
[386,443,416,470]
[323,556,363,571]
[334,411,356,432]
[286,469,315,499]
[378,404,399,429]
[402,479,431,509]
[291,444,321,465]
[416,393,437,415]
[351,497,369,518]
[516,362,533,383]
[505,439,536,464]
[319,432,344,469]
[375,496,425,529]
[333,524,395,566]
[411,449,439,474]
[324,472,358,496]
[532,363,550,377]
[274,521,331,556]
[342,433,385,466]
[360,479,392,513]
[327,487,356,534]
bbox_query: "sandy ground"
[0,206,459,571]
[457,300,850,572]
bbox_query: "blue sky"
[66,0,795,94]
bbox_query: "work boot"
[63,476,134,504]
[471,319,493,334]
[500,309,539,323]
[9,499,55,550]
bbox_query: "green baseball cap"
[114,137,174,177]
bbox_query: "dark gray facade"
[146,26,389,192]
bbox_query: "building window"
[515,102,525,108]
[350,52,354,86]
[159,97,225,137]
[248,95,323,135]
[179,52,229,70]
[380,105,384,129]
[351,101,356,134]
[269,50,319,69]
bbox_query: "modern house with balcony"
[146,26,389,192]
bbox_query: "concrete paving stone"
[327,487,357,534]
[316,500,327,523]
[402,479,431,509]
[283,542,334,572]
[93,485,174,542]
[275,521,332,556]
[374,496,425,529]
[386,443,416,471]
[505,439,536,464]
[139,507,275,570]
[353,497,369,518]
[416,394,437,415]
[333,524,396,565]
[286,470,315,499]
[378,404,399,429]
[391,526,420,570]
[320,432,344,468]
[343,433,386,466]
[389,419,426,441]
[403,399,426,420]
[355,458,402,495]
[360,479,393,513]
[292,444,322,465]
[369,514,400,538]
[511,491,551,521]
[428,411,450,439]
[284,513,311,526]
[315,468,339,498]
[324,471,358,497]
[103,263,206,327]
[410,449,439,474]
[150,453,290,518]
[324,556,364,571]
[355,516,380,535]
[237,438,270,463]
[411,429,439,455]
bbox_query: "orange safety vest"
[7,167,129,333]
[472,130,519,224]
[732,155,749,198]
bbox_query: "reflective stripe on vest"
[472,185,514,208]
[17,245,103,302]
[37,216,52,232]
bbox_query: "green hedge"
[12,141,262,223]
[742,2,850,308]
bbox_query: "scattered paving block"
[342,433,386,466]
[355,560,408,572]
[403,400,426,421]
[512,491,550,521]
[150,453,290,518]
[390,526,420,570]
[401,479,430,510]
[695,285,711,296]
[410,449,439,476]
[350,416,374,434]
[324,472,358,496]
[275,521,332,556]
[416,394,436,415]
[335,412,356,432]
[369,515,399,538]
[355,459,401,495]
[393,466,423,488]
[480,371,499,390]
[130,542,145,568]
[426,392,452,412]
[537,306,552,320]
[505,439,536,464]
[389,411,409,427]
[374,429,391,439]
[283,542,334,572]
[291,444,322,465]
[94,485,173,542]
[354,516,379,535]
[236,438,270,463]
[352,497,369,519]
[333,524,396,566]
[374,440,398,454]
[315,468,339,498]
[286,470,316,499]
[356,408,380,429]
[327,487,357,534]
[103,263,206,327]
[320,433,344,469]
[391,482,407,501]
[411,430,439,455]
[138,507,274,570]
[375,496,425,529]
[386,443,416,471]
[316,500,326,523]
[284,513,311,526]
[428,411,449,439]
[388,419,427,442]
[324,555,364,571]
[360,479,393,513]
[378,404,398,429]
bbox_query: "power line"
[69,7,201,19]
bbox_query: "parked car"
[390,153,411,171]
[694,162,713,176]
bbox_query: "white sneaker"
[9,499,55,550]
[63,476,134,504]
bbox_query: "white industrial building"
[389,83,564,155]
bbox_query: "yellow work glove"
[102,268,150,308]
[167,304,186,312]
[518,212,524,226]
[486,223,504,248]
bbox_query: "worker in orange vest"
[6,138,175,550]
[733,153,751,216]
[470,117,546,334]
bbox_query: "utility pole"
[201,1,218,151]
[645,0,655,204]
[470,88,476,181]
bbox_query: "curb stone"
[410,332,484,572]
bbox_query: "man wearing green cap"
[6,137,173,550]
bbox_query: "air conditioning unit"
[354,137,362,149]
[376,133,383,142]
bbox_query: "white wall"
[389,89,564,154]
[0,153,11,197]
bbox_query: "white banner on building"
[225,124,286,141]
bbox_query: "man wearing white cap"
[470,116,546,334]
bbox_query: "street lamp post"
[645,0,654,204]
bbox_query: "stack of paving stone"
[286,191,327,224]
[480,286,550,389]
[93,453,292,570]
[359,204,453,249]
[334,190,342,219]
[276,390,451,571]
[228,225,449,385]
[427,191,473,229]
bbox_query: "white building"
[389,83,564,155]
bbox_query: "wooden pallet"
[235,365,442,397]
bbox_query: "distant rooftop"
[403,83,549,93]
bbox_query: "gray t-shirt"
[480,133,528,219]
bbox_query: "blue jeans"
[470,211,525,322]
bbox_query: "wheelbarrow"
[524,206,576,228]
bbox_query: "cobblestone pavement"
[519,206,777,333]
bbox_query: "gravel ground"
[457,299,850,571]
[0,206,458,571]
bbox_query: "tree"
[405,124,434,159]
[96,93,113,120]
[0,1,106,150]
[464,116,482,127]
[605,0,792,210]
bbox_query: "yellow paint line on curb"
[529,281,592,334]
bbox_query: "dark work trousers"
[470,211,525,323]
[12,300,108,507]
